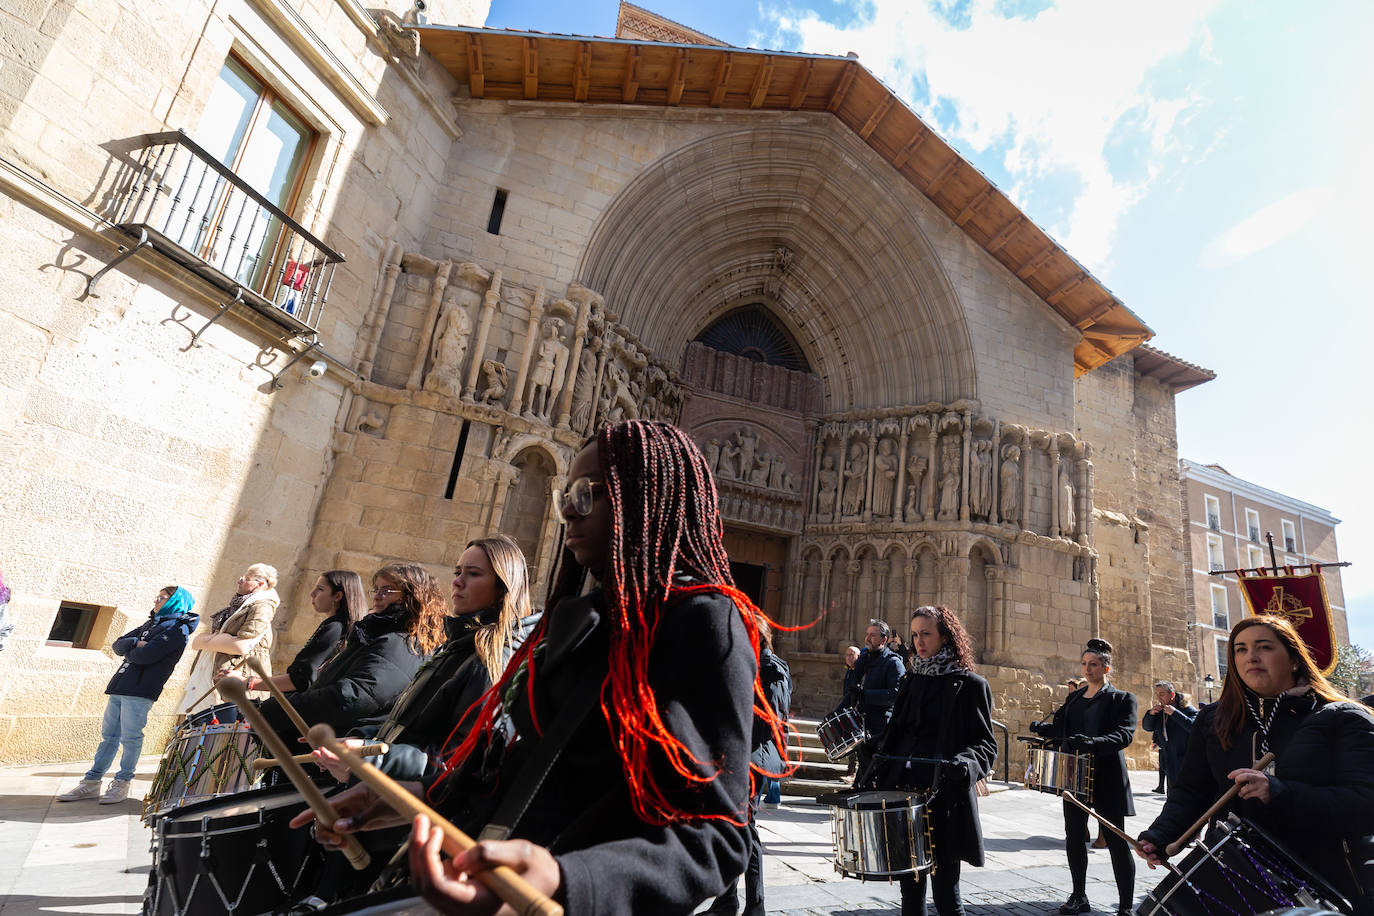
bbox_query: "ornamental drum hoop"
[817,708,868,761]
[1024,747,1093,803]
[829,790,933,880]
[1135,816,1352,916]
[143,704,262,819]
[145,784,325,916]
[316,888,434,914]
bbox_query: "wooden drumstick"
[1061,792,1184,878]
[219,678,370,871]
[252,743,390,771]
[310,724,564,916]
[245,656,314,744]
[1164,751,1275,856]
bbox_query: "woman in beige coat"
[176,563,281,715]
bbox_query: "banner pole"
[1265,531,1279,573]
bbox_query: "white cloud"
[754,0,1219,271]
[1198,187,1333,269]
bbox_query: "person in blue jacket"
[58,586,198,804]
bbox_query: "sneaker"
[1059,893,1091,915]
[98,778,131,804]
[57,779,103,801]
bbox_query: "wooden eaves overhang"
[416,25,1156,377]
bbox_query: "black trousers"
[1063,798,1134,908]
[898,841,963,916]
[710,797,764,916]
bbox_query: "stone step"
[779,777,852,800]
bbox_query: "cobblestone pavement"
[0,759,1171,914]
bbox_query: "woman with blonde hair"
[177,563,281,713]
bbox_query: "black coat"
[258,604,427,739]
[107,611,199,700]
[872,670,997,866]
[854,645,904,741]
[1047,682,1137,816]
[1139,695,1374,907]
[1141,695,1197,781]
[285,613,348,690]
[429,587,755,915]
[752,647,791,777]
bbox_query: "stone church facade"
[0,0,1211,767]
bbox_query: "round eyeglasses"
[559,477,605,518]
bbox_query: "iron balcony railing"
[102,130,343,334]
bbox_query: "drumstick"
[1061,791,1184,879]
[245,656,315,744]
[219,678,371,871]
[1164,751,1275,856]
[182,656,248,713]
[310,724,564,916]
[252,743,390,771]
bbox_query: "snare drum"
[817,708,868,761]
[1136,816,1351,916]
[146,784,325,916]
[316,888,433,914]
[144,707,262,818]
[829,790,932,880]
[1024,746,1092,802]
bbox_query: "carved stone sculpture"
[1058,462,1076,538]
[479,359,509,405]
[717,439,739,479]
[736,429,759,483]
[525,317,569,421]
[422,301,471,399]
[841,441,867,516]
[937,444,960,521]
[704,438,722,475]
[569,347,598,432]
[904,456,928,521]
[999,445,1021,522]
[872,438,897,517]
[970,439,994,519]
[748,454,769,486]
[817,454,839,516]
[767,453,787,490]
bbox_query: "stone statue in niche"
[999,445,1021,523]
[767,453,788,490]
[937,442,961,521]
[716,438,740,479]
[704,438,722,475]
[872,438,898,517]
[817,454,839,516]
[1058,462,1076,538]
[603,358,630,424]
[748,453,769,486]
[736,429,759,483]
[841,441,867,516]
[569,347,598,432]
[904,456,928,521]
[422,301,472,399]
[970,439,994,519]
[479,359,509,405]
[525,318,569,421]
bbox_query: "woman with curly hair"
[1137,615,1374,912]
[258,562,447,740]
[867,605,996,916]
[306,421,780,915]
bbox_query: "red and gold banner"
[1236,567,1337,674]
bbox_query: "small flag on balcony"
[1236,566,1337,673]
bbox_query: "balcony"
[90,131,343,338]
[1207,515,1221,531]
[1249,526,1260,543]
[1209,562,1224,573]
[1285,537,1297,552]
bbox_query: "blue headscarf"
[157,586,195,617]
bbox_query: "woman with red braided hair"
[304,420,782,915]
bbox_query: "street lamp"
[1204,674,1215,703]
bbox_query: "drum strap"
[476,668,603,842]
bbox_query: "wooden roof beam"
[788,59,815,109]
[892,124,929,168]
[985,215,1024,253]
[925,156,960,196]
[826,62,856,112]
[749,58,774,108]
[522,38,538,100]
[466,34,485,98]
[955,187,991,226]
[1016,244,1056,279]
[623,47,641,103]
[573,41,590,102]
[710,53,733,107]
[667,48,688,105]
[858,96,894,140]
[1047,273,1086,304]
[1073,299,1117,330]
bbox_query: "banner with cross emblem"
[1236,566,1337,674]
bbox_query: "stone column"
[990,420,1002,526]
[817,558,834,645]
[985,565,1003,659]
[1020,432,1031,532]
[846,559,862,637]
[357,240,403,378]
[554,285,598,429]
[507,286,547,416]
[787,555,808,631]
[485,465,519,532]
[811,433,827,519]
[874,559,891,621]
[462,270,502,400]
[960,410,972,522]
[1078,451,1094,547]
[862,423,877,522]
[405,259,453,391]
[904,557,918,614]
[895,422,910,522]
[925,422,938,520]
[1049,438,1062,539]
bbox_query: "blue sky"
[484,0,1374,650]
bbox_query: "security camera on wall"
[308,360,327,379]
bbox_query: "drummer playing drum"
[1135,615,1374,914]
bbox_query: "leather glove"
[1028,720,1053,737]
[1065,734,1093,752]
[939,760,969,787]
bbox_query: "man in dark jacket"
[58,587,198,804]
[1141,680,1196,794]
[853,619,904,781]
